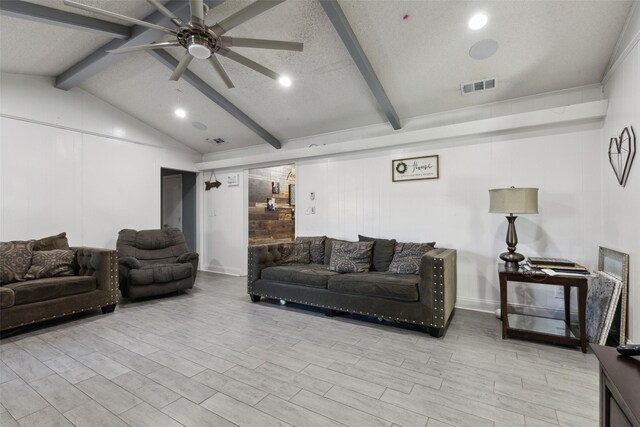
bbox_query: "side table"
[498,263,588,353]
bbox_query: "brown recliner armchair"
[116,228,198,299]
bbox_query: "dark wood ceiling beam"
[0,0,131,39]
[319,0,401,130]
[149,49,281,149]
[54,1,225,90]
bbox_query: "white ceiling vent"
[461,77,497,95]
[206,137,227,144]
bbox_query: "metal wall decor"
[608,126,635,187]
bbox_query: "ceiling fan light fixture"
[278,75,292,87]
[468,13,488,30]
[187,35,212,59]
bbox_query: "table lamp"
[489,187,538,269]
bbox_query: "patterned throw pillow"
[33,232,70,251]
[24,249,75,280]
[329,241,374,273]
[280,242,311,265]
[295,236,326,264]
[0,240,35,285]
[388,242,436,274]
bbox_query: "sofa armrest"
[177,252,198,263]
[248,244,285,288]
[119,256,141,270]
[72,247,119,298]
[418,248,457,328]
[177,252,199,280]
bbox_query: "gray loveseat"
[248,236,457,337]
[117,228,198,299]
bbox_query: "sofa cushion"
[281,242,311,265]
[129,263,193,286]
[0,287,15,309]
[327,273,420,302]
[358,235,397,272]
[329,241,374,273]
[25,249,75,280]
[33,232,70,251]
[388,242,436,274]
[295,236,326,264]
[261,264,338,289]
[0,240,35,285]
[5,276,96,306]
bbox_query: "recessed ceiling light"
[174,108,186,118]
[278,76,292,87]
[468,13,488,30]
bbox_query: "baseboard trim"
[201,265,243,277]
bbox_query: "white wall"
[0,73,200,248]
[600,13,640,342]
[201,170,247,276]
[296,123,602,315]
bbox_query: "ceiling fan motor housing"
[187,34,212,59]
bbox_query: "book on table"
[525,258,590,274]
[528,257,577,267]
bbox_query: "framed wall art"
[598,246,629,344]
[392,155,439,182]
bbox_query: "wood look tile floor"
[0,272,599,427]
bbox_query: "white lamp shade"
[489,187,538,214]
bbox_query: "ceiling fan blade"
[209,55,235,88]
[210,0,285,36]
[220,37,303,52]
[107,41,181,54]
[189,0,205,25]
[218,48,279,81]
[146,0,185,27]
[170,53,194,81]
[63,0,176,34]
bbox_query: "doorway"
[247,164,296,245]
[161,168,197,251]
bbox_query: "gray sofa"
[117,228,198,299]
[247,237,457,337]
[1,233,119,333]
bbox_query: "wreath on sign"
[395,161,408,174]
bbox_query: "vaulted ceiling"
[0,0,633,154]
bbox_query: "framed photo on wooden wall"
[392,155,439,182]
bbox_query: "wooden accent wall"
[248,164,295,245]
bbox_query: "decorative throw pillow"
[33,232,70,251]
[280,242,311,265]
[329,241,374,273]
[358,235,397,272]
[388,242,436,274]
[295,236,326,264]
[324,238,350,265]
[24,249,75,279]
[0,240,35,285]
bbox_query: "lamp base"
[499,251,525,270]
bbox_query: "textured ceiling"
[0,0,633,155]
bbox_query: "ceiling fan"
[63,0,303,88]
